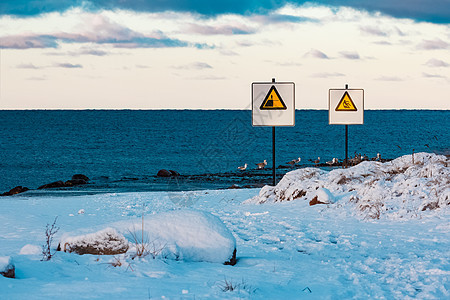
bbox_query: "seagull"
[373,153,381,161]
[237,163,247,171]
[286,157,301,167]
[256,159,267,169]
[313,157,320,165]
[326,158,338,165]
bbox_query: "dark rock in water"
[65,179,88,186]
[169,170,180,177]
[72,174,90,181]
[224,248,237,266]
[227,184,241,189]
[1,186,29,196]
[38,181,66,189]
[0,258,15,278]
[277,165,292,169]
[157,169,172,177]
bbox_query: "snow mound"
[117,209,236,264]
[19,244,41,255]
[59,228,129,255]
[0,256,14,278]
[246,153,449,219]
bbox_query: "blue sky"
[1,1,449,109]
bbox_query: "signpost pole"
[272,78,276,186]
[344,84,349,168]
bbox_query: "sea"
[0,110,448,195]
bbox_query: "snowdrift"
[59,209,236,264]
[246,153,449,219]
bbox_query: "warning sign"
[335,91,357,111]
[252,81,295,126]
[260,86,287,110]
[329,88,364,125]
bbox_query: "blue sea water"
[0,110,448,194]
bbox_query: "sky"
[0,0,449,109]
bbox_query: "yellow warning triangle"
[260,86,287,110]
[335,91,357,111]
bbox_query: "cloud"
[339,51,360,59]
[417,38,449,50]
[0,14,190,49]
[173,62,213,70]
[0,35,59,49]
[136,64,151,69]
[16,63,41,69]
[186,23,255,35]
[304,49,329,59]
[311,72,344,78]
[425,58,449,67]
[1,1,449,24]
[55,63,82,68]
[375,76,404,81]
[422,72,447,79]
[359,25,388,37]
[251,13,317,24]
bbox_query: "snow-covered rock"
[59,228,129,255]
[19,244,41,255]
[58,209,237,264]
[0,256,15,278]
[117,209,237,264]
[246,153,449,219]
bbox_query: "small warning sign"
[335,91,357,111]
[260,86,287,110]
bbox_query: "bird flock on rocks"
[238,152,383,171]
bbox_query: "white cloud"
[425,58,449,67]
[304,49,329,59]
[417,38,449,50]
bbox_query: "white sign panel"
[252,82,295,127]
[329,89,364,125]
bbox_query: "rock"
[58,228,129,256]
[227,184,241,189]
[224,248,237,266]
[38,181,66,189]
[65,179,87,186]
[0,256,15,278]
[72,174,89,181]
[309,196,327,206]
[169,170,180,177]
[157,169,172,177]
[1,186,29,196]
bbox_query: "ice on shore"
[246,152,449,219]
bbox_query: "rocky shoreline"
[1,158,394,196]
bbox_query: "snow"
[19,244,41,255]
[60,210,236,263]
[0,256,11,271]
[247,152,449,220]
[0,153,449,299]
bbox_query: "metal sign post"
[329,84,364,168]
[252,78,295,186]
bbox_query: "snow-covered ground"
[1,153,449,299]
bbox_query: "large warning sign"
[252,82,295,127]
[335,91,357,111]
[260,86,287,110]
[329,88,364,125]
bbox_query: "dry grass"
[41,216,59,261]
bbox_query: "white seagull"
[313,157,321,165]
[326,158,338,165]
[256,159,267,169]
[237,163,247,171]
